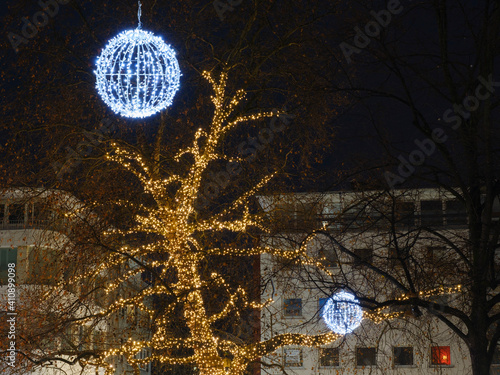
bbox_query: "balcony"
[0,201,63,231]
[0,219,53,231]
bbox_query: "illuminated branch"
[53,70,337,375]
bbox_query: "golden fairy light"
[62,70,343,375]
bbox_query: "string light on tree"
[66,66,339,375]
[94,1,180,118]
[322,291,363,335]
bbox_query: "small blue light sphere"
[95,29,181,118]
[322,291,363,335]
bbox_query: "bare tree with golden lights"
[43,69,342,375]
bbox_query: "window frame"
[388,247,409,267]
[7,203,26,227]
[321,203,342,229]
[283,298,302,317]
[445,199,467,226]
[356,346,377,367]
[28,246,62,285]
[394,201,416,227]
[29,202,53,226]
[388,290,413,314]
[420,199,444,227]
[430,346,451,366]
[0,204,5,227]
[492,346,500,366]
[318,247,339,268]
[136,348,151,372]
[319,347,340,368]
[284,348,303,367]
[295,201,321,232]
[272,202,296,232]
[393,346,414,367]
[427,246,448,264]
[353,248,373,267]
[0,248,17,284]
[318,297,329,321]
[343,205,369,229]
[272,201,321,232]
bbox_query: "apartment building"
[0,188,151,375]
[258,188,500,375]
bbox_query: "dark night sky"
[0,1,498,193]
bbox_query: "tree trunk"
[469,344,490,375]
[468,310,490,375]
[177,256,226,375]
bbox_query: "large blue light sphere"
[95,29,181,118]
[322,291,363,335]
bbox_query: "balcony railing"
[269,213,469,233]
[0,219,55,230]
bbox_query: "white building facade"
[0,189,151,375]
[259,188,500,375]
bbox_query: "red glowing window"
[431,346,451,366]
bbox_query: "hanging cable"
[137,1,142,29]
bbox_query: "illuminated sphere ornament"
[322,291,363,335]
[94,3,180,118]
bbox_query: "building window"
[445,199,467,225]
[388,247,397,263]
[428,294,450,312]
[296,202,321,232]
[388,290,413,314]
[395,201,415,226]
[494,198,500,221]
[8,203,25,226]
[0,248,17,284]
[492,346,500,374]
[284,348,303,367]
[322,203,341,229]
[63,324,97,351]
[431,346,451,366]
[93,329,106,351]
[125,305,138,325]
[320,347,339,367]
[272,201,320,232]
[318,247,338,268]
[420,200,443,226]
[273,202,296,232]
[30,202,53,225]
[0,204,5,225]
[492,346,500,366]
[427,246,447,263]
[319,297,328,319]
[353,248,373,266]
[356,347,376,366]
[137,348,150,371]
[388,247,409,267]
[284,298,302,316]
[28,248,62,285]
[343,206,368,229]
[394,346,413,366]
